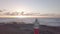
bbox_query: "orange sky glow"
[0,15,59,18]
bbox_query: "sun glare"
[15,16,37,18]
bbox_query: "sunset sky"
[0,0,60,14]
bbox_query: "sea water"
[0,18,60,26]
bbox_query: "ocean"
[0,18,60,26]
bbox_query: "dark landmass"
[0,23,60,34]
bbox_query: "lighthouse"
[34,18,40,34]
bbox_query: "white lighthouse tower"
[34,18,40,34]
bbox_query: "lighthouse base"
[34,29,39,34]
